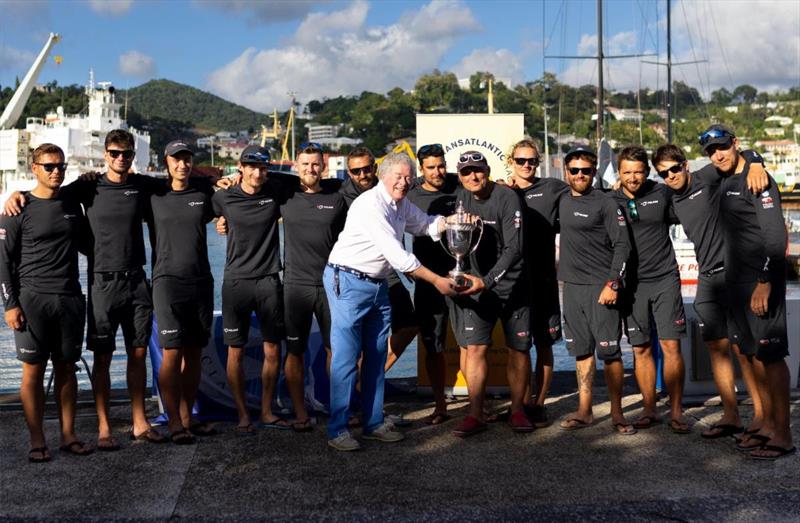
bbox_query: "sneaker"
[362,422,405,443]
[524,404,549,428]
[509,410,535,433]
[385,414,411,428]
[327,432,362,452]
[452,415,487,438]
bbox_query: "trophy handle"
[469,218,484,254]
[439,235,457,259]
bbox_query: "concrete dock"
[1,372,798,522]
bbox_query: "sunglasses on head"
[657,162,684,178]
[568,166,594,175]
[241,152,271,164]
[34,162,67,173]
[299,141,322,152]
[349,164,374,176]
[107,149,135,160]
[459,152,485,163]
[698,128,734,146]
[626,199,639,223]
[513,157,540,167]
[418,143,444,157]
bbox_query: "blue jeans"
[323,265,391,438]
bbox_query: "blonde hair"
[507,137,540,164]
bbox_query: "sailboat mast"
[667,0,673,142]
[596,0,604,143]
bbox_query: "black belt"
[327,263,382,284]
[701,265,725,277]
[96,269,144,282]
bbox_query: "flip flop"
[633,415,661,429]
[669,419,691,434]
[424,412,451,426]
[97,436,121,452]
[259,418,291,431]
[235,423,256,437]
[613,422,638,436]
[736,433,770,452]
[701,424,744,440]
[28,446,51,463]
[559,417,592,431]
[59,440,94,456]
[750,445,797,461]
[169,429,196,446]
[189,422,218,437]
[734,427,761,443]
[291,419,314,433]
[130,428,168,444]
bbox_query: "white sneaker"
[385,414,411,427]
[327,432,362,452]
[363,422,405,443]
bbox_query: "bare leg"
[285,352,309,422]
[660,339,685,423]
[384,326,419,372]
[179,348,202,429]
[733,344,763,431]
[750,359,793,458]
[20,362,47,451]
[259,341,281,422]
[52,361,79,445]
[425,350,447,415]
[560,354,595,427]
[92,352,114,441]
[159,348,185,434]
[703,338,742,433]
[464,344,488,420]
[127,346,152,436]
[749,356,774,438]
[507,350,531,413]
[225,346,250,427]
[604,358,633,431]
[533,344,554,407]
[632,344,659,422]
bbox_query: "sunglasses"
[418,143,444,157]
[626,199,639,223]
[299,141,322,151]
[698,128,734,146]
[568,167,594,175]
[34,162,68,172]
[459,152,485,163]
[349,164,374,176]
[514,157,540,167]
[241,152,271,164]
[657,163,684,178]
[107,149,135,160]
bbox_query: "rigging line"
[707,3,734,89]
[545,0,567,54]
[679,0,711,119]
[691,1,713,101]
[634,0,659,51]
[676,65,708,121]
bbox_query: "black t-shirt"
[0,193,85,307]
[670,165,725,272]
[720,167,786,283]
[558,188,630,284]
[280,186,347,286]
[611,180,678,282]
[61,173,163,272]
[212,183,284,279]
[406,175,458,276]
[454,183,526,301]
[514,177,569,280]
[340,177,375,208]
[147,179,215,281]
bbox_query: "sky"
[1,0,798,114]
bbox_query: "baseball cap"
[240,145,271,164]
[456,150,489,173]
[699,124,735,154]
[164,140,193,157]
[564,146,597,165]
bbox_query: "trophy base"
[449,271,471,290]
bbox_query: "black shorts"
[562,282,622,361]
[727,280,789,363]
[222,274,284,347]
[14,290,85,364]
[448,292,531,352]
[529,275,562,349]
[693,271,729,342]
[284,283,330,355]
[153,276,213,349]
[88,270,153,352]
[414,280,448,355]
[623,274,686,346]
[388,273,417,331]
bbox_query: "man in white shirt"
[324,153,457,451]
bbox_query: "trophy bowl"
[440,201,483,289]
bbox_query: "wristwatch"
[606,279,620,291]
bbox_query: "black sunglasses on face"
[107,149,135,160]
[568,167,594,175]
[513,157,540,166]
[349,164,374,176]
[657,163,684,178]
[626,199,639,223]
[34,162,67,172]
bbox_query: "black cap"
[164,140,193,157]
[564,146,597,165]
[700,124,736,154]
[239,145,271,164]
[456,150,489,173]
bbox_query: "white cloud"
[194,0,327,24]
[206,0,480,111]
[558,0,800,95]
[87,0,133,16]
[118,50,156,79]
[0,44,36,72]
[451,48,524,86]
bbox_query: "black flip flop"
[59,440,94,456]
[130,428,168,444]
[170,429,196,445]
[735,433,770,452]
[701,424,744,439]
[28,446,51,463]
[97,437,121,452]
[750,445,797,461]
[189,422,218,437]
[291,419,314,433]
[633,415,661,429]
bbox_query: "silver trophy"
[440,201,483,288]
